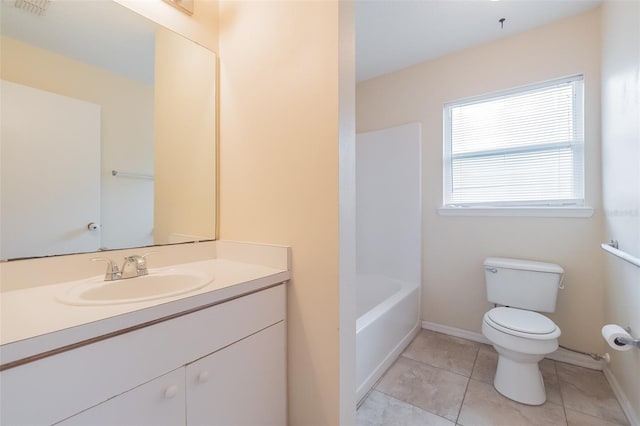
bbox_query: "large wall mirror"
[0,0,217,261]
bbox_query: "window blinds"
[444,75,584,207]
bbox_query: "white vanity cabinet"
[186,322,286,425]
[0,284,286,426]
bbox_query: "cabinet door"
[186,321,286,426]
[57,368,185,426]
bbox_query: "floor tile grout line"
[400,330,482,377]
[376,343,474,424]
[553,360,570,426]
[370,390,456,425]
[371,388,445,422]
[555,362,630,425]
[454,345,481,425]
[399,352,477,381]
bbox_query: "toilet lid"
[487,307,557,334]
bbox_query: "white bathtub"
[356,274,420,404]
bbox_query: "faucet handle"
[139,252,158,270]
[91,257,121,281]
[142,251,158,260]
[124,252,156,264]
[123,254,147,268]
[122,252,156,277]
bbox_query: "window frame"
[441,75,590,217]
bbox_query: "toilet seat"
[484,307,560,340]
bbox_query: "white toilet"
[481,257,564,405]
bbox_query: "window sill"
[437,206,594,218]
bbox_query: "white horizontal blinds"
[444,76,584,206]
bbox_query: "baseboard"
[421,321,603,370]
[546,347,604,370]
[422,321,491,345]
[603,367,640,426]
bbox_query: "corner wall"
[217,2,350,424]
[357,9,605,353]
[601,1,640,422]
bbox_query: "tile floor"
[357,330,630,426]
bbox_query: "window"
[443,75,584,209]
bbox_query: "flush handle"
[485,267,498,273]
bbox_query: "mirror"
[0,0,217,261]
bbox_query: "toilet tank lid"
[484,257,564,274]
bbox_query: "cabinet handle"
[164,384,178,399]
[198,371,210,383]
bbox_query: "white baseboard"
[603,367,639,426]
[421,321,603,370]
[421,321,491,345]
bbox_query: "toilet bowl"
[482,257,564,405]
[482,307,560,405]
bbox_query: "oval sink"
[57,269,214,306]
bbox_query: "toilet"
[481,257,564,405]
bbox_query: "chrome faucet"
[92,253,155,281]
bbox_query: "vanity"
[0,241,290,425]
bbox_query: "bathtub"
[356,274,420,404]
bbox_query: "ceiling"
[3,0,601,85]
[355,0,602,82]
[1,0,156,84]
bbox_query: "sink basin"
[57,268,214,306]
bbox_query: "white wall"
[357,9,604,353]
[601,1,640,422]
[356,123,422,285]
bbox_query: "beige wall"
[154,27,217,243]
[115,0,219,244]
[100,0,219,244]
[217,1,349,424]
[601,0,640,422]
[357,9,605,353]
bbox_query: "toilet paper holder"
[614,326,640,349]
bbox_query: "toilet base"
[494,352,546,405]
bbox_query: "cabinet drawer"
[1,284,285,425]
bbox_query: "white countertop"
[0,258,290,366]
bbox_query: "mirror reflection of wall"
[154,27,216,245]
[0,0,216,260]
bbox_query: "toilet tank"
[484,257,564,313]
